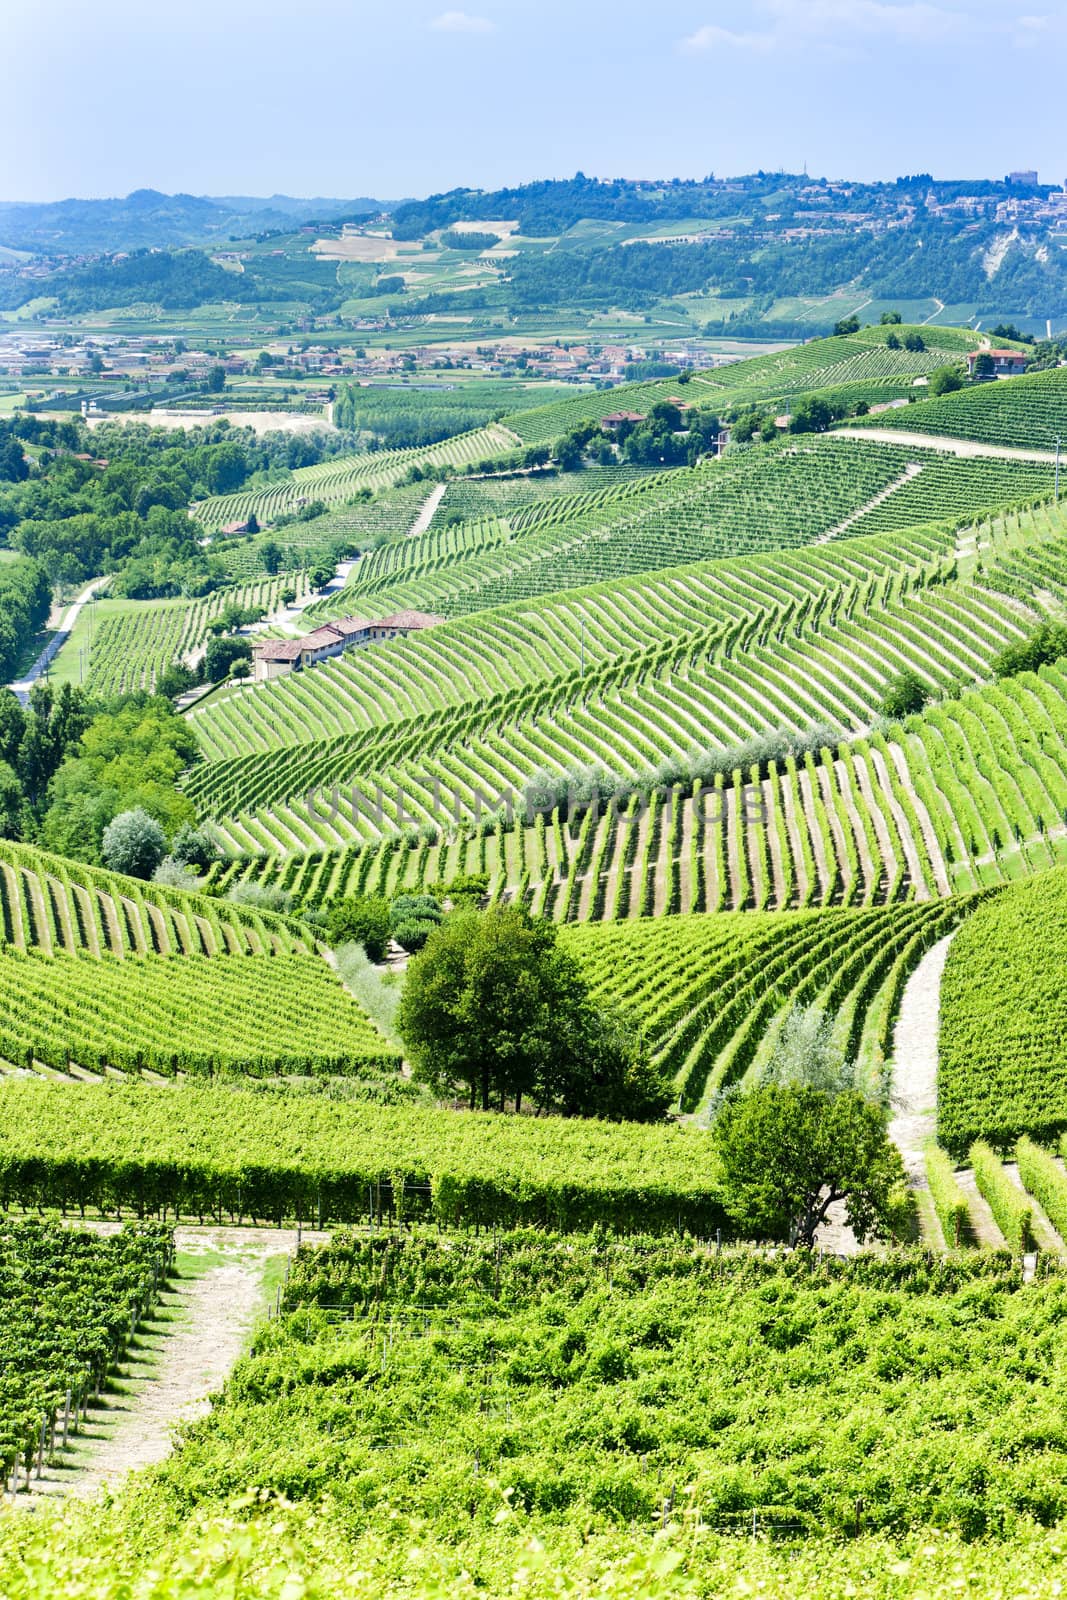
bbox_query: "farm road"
[29,1225,325,1501]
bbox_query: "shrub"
[152,856,201,891]
[391,917,439,954]
[226,881,293,914]
[880,668,929,721]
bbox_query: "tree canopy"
[397,905,670,1120]
[713,1084,907,1247]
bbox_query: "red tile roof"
[372,610,446,630]
[254,639,304,661]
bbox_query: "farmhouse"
[966,349,1029,378]
[252,610,445,681]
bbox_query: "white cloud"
[682,23,776,50]
[430,9,494,31]
[682,0,961,53]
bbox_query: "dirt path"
[816,462,924,543]
[409,482,447,536]
[887,932,955,1182]
[31,1227,321,1500]
[834,426,1059,464]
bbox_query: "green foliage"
[398,906,666,1120]
[880,667,930,720]
[326,895,391,962]
[1015,1137,1067,1241]
[203,634,252,683]
[969,1140,1032,1253]
[0,557,50,681]
[940,871,1067,1152]
[713,1085,907,1246]
[439,229,500,251]
[100,807,166,880]
[0,1081,723,1231]
[0,1218,172,1482]
[929,364,964,397]
[993,620,1067,680]
[40,696,198,864]
[925,1146,970,1247]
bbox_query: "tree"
[880,668,929,720]
[994,620,1067,680]
[168,822,218,872]
[833,316,860,337]
[398,906,663,1118]
[206,365,226,394]
[101,807,167,879]
[929,364,964,397]
[972,352,995,379]
[204,635,252,683]
[325,895,391,962]
[259,540,283,575]
[713,1084,907,1247]
[880,310,903,325]
[903,332,925,352]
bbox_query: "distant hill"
[0,189,386,255]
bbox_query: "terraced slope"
[84,574,310,697]
[564,900,968,1113]
[299,440,1052,628]
[192,424,519,534]
[853,366,1067,454]
[0,838,307,958]
[0,840,397,1077]
[504,325,1002,445]
[0,947,397,1078]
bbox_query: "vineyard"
[298,440,1054,630]
[0,1218,172,1493]
[0,946,398,1078]
[855,366,1067,453]
[0,1080,723,1231]
[191,423,520,533]
[117,1236,1067,1546]
[0,837,308,957]
[938,868,1067,1153]
[504,325,994,445]
[82,574,310,696]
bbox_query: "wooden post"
[62,1390,71,1449]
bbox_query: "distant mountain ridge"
[0,189,389,255]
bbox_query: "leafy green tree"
[204,635,252,683]
[101,807,167,879]
[713,1084,907,1247]
[398,906,664,1118]
[40,697,198,862]
[0,759,22,838]
[880,310,903,324]
[325,895,391,962]
[929,364,964,396]
[972,352,995,379]
[994,620,1067,680]
[833,316,860,336]
[206,365,226,394]
[259,539,283,575]
[880,668,929,720]
[168,822,219,872]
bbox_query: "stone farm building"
[252,610,445,681]
[965,350,1029,378]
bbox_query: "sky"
[1,0,1063,202]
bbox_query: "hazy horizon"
[2,0,1063,205]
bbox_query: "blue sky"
[2,0,1063,201]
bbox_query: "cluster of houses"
[252,609,445,681]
